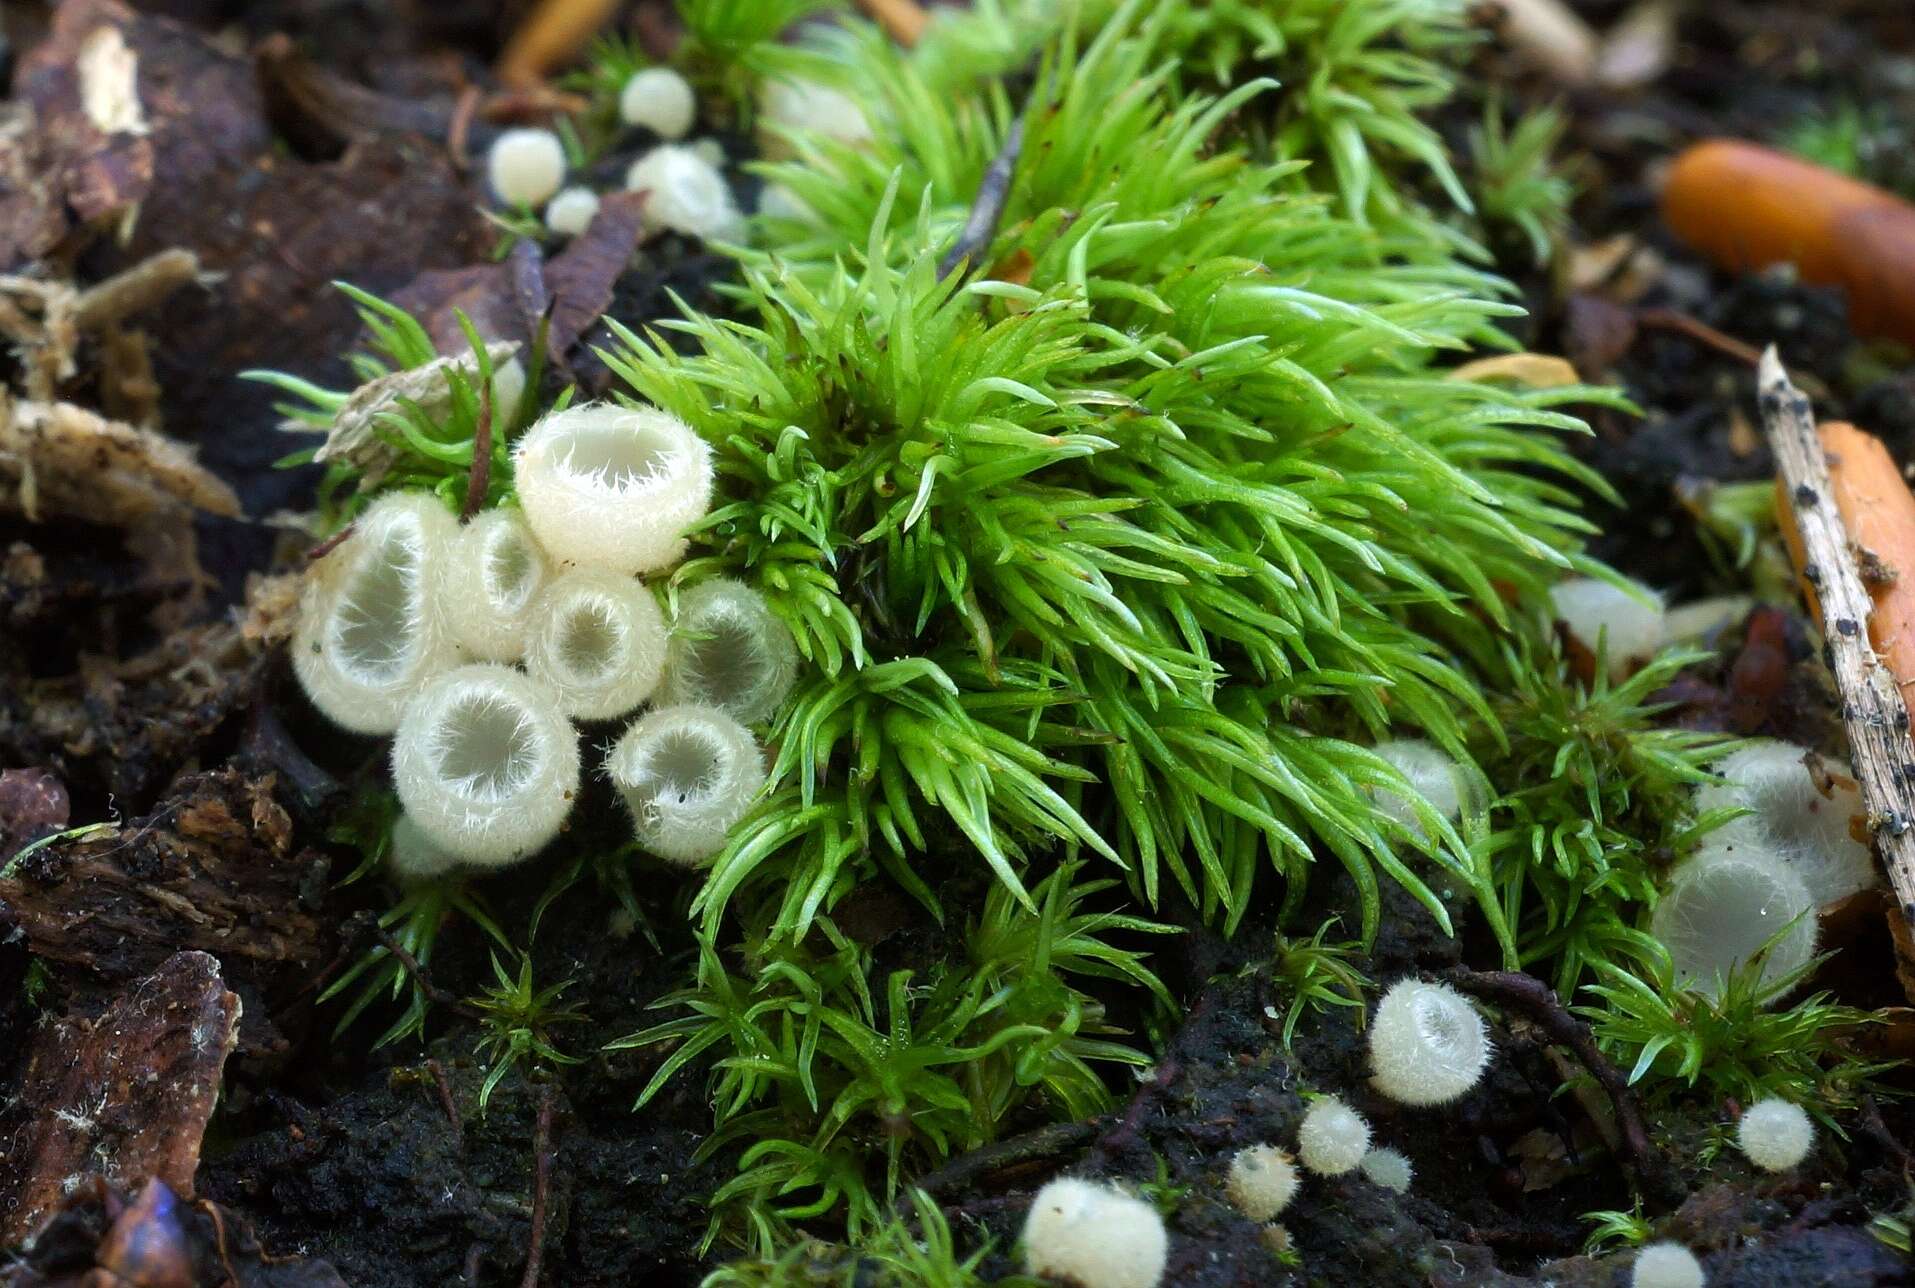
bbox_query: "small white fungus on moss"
[1020,1177,1166,1288]
[544,186,601,238]
[760,77,875,149]
[523,568,668,721]
[1297,1096,1370,1176]
[1358,1147,1413,1193]
[486,127,566,208]
[387,810,459,883]
[660,578,798,724]
[618,66,695,138]
[1736,1097,1814,1172]
[1368,977,1491,1106]
[1370,738,1463,839]
[1650,848,1817,999]
[1631,1241,1705,1288]
[1548,575,1665,680]
[1695,740,1875,906]
[443,508,548,663]
[624,144,743,242]
[1224,1144,1300,1222]
[607,704,766,865]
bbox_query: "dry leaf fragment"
[1448,352,1582,389]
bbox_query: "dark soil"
[2,1,1913,1286]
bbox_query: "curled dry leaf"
[291,340,519,488]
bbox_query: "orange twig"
[498,0,621,88]
[1764,349,1915,928]
[856,0,928,46]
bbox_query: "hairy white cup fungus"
[443,509,549,663]
[1359,1147,1413,1193]
[388,810,459,883]
[1370,738,1463,839]
[624,144,743,241]
[607,704,765,865]
[487,127,566,208]
[293,492,460,735]
[513,401,714,574]
[1021,1177,1166,1288]
[1631,1241,1705,1288]
[544,186,601,238]
[392,664,580,867]
[660,579,798,723]
[1737,1097,1814,1172]
[1224,1145,1300,1222]
[1695,740,1875,905]
[618,66,695,138]
[1548,576,1665,680]
[1650,849,1817,998]
[761,77,875,149]
[524,569,668,720]
[1297,1096,1371,1176]
[1369,978,1491,1105]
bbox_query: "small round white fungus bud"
[1369,978,1492,1106]
[1359,1147,1413,1193]
[618,67,696,139]
[391,664,580,867]
[1020,1177,1167,1288]
[1696,740,1875,906]
[1548,576,1665,680]
[293,492,461,735]
[1736,1097,1814,1172]
[442,508,549,663]
[513,401,714,575]
[487,127,566,208]
[661,578,798,724]
[1297,1096,1371,1176]
[1651,848,1817,998]
[1370,738,1463,839]
[624,144,742,241]
[388,810,459,883]
[756,182,817,225]
[761,77,875,149]
[1225,1145,1299,1222]
[523,569,668,721]
[1631,1241,1705,1288]
[544,186,600,238]
[606,704,765,865]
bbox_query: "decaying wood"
[1759,347,1915,928]
[0,951,239,1244]
[0,395,239,523]
[0,247,205,400]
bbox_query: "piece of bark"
[0,769,70,861]
[1761,348,1915,928]
[0,951,239,1244]
[0,396,239,524]
[0,769,333,1053]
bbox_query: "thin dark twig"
[343,909,483,1019]
[1443,967,1683,1207]
[520,1085,558,1288]
[305,522,356,562]
[915,1120,1097,1196]
[463,378,495,520]
[427,1058,465,1152]
[940,119,1025,278]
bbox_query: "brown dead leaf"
[546,190,649,361]
[1448,352,1582,389]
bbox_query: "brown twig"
[427,1058,466,1153]
[1760,347,1915,927]
[498,0,621,88]
[305,523,356,562]
[1443,966,1682,1206]
[1637,309,1831,399]
[914,1120,1097,1196]
[939,119,1025,279]
[463,379,495,520]
[520,1085,558,1288]
[856,0,929,46]
[343,910,483,1020]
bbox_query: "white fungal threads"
[1224,1145,1300,1222]
[1359,1147,1413,1193]
[293,492,460,735]
[443,509,549,663]
[388,810,459,883]
[618,67,696,139]
[1631,1241,1706,1288]
[1695,741,1875,905]
[513,402,714,574]
[392,665,580,867]
[1020,1177,1167,1288]
[1368,978,1492,1106]
[524,569,668,721]
[1548,576,1665,680]
[661,579,798,723]
[544,186,601,238]
[1737,1097,1814,1172]
[486,127,566,208]
[1370,738,1463,839]
[1297,1096,1371,1176]
[607,704,765,865]
[624,145,742,241]
[1651,849,1817,998]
